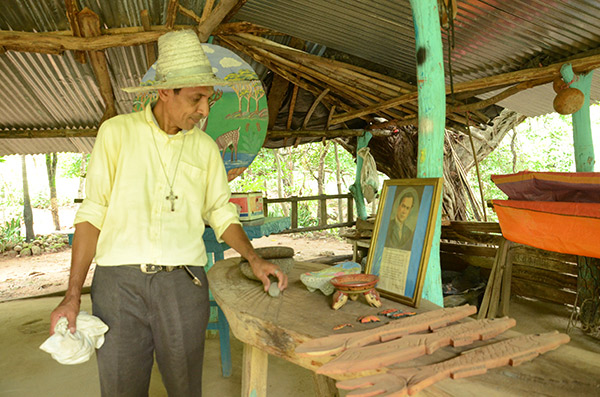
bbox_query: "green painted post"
[349,131,373,221]
[559,64,599,332]
[560,64,595,171]
[410,0,445,307]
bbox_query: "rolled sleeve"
[207,201,241,242]
[74,198,108,230]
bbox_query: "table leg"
[313,373,339,397]
[242,343,268,397]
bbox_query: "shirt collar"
[144,105,196,137]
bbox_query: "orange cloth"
[493,199,600,258]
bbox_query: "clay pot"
[552,76,567,93]
[553,87,584,115]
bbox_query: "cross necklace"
[151,131,187,212]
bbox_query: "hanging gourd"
[552,75,584,115]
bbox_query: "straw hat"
[123,30,231,93]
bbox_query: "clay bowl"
[330,274,379,293]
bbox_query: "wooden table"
[207,259,600,397]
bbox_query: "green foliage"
[0,216,23,251]
[468,112,579,220]
[229,142,358,228]
[59,153,89,179]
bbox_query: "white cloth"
[40,311,109,365]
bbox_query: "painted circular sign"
[132,43,268,181]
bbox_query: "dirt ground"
[0,232,352,302]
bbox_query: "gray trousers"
[91,265,210,397]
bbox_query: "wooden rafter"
[0,128,376,140]
[196,0,240,42]
[165,0,179,30]
[78,7,117,124]
[140,10,157,69]
[64,0,85,63]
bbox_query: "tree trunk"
[272,148,289,216]
[334,143,343,223]
[21,155,34,242]
[46,153,60,231]
[78,153,87,199]
[317,142,330,225]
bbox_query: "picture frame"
[365,178,443,307]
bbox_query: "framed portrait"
[365,178,443,307]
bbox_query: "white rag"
[39,311,109,365]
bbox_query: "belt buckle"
[140,264,161,274]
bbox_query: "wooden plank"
[511,249,578,275]
[440,252,494,269]
[512,265,578,291]
[441,228,503,245]
[511,278,576,305]
[487,239,509,319]
[440,242,497,258]
[242,343,268,397]
[445,221,502,234]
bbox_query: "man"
[385,190,416,251]
[49,30,287,396]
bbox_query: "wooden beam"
[78,8,117,124]
[221,0,249,24]
[200,0,216,24]
[64,0,86,63]
[0,128,97,139]
[0,30,165,53]
[266,129,389,139]
[165,0,179,30]
[331,53,600,124]
[0,128,374,140]
[213,22,276,36]
[267,73,289,130]
[302,88,330,129]
[196,0,240,42]
[178,5,202,24]
[140,10,157,69]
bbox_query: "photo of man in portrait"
[384,189,419,251]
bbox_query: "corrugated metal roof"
[0,0,599,156]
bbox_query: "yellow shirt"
[74,105,240,266]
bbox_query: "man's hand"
[49,295,80,335]
[249,257,288,293]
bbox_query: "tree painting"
[250,81,265,113]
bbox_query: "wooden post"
[560,64,600,332]
[78,8,117,125]
[242,343,268,397]
[140,10,157,69]
[410,0,445,307]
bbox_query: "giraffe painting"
[215,126,240,161]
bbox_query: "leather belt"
[127,264,202,286]
[137,264,184,274]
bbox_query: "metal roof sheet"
[0,0,599,156]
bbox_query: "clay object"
[552,75,568,93]
[330,274,381,309]
[295,304,477,357]
[317,317,516,375]
[239,257,295,281]
[249,246,294,259]
[553,87,584,115]
[300,261,362,296]
[337,331,570,396]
